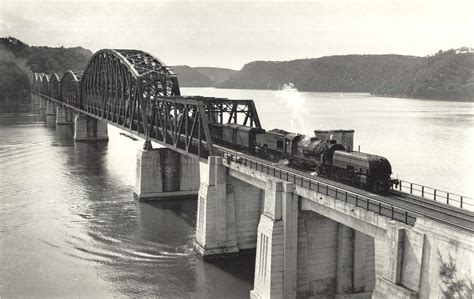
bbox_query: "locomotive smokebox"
[314,129,354,152]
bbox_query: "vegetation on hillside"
[1,36,472,101]
[170,65,214,87]
[194,67,238,85]
[0,37,92,100]
[217,55,421,92]
[373,49,474,101]
[170,65,238,87]
[174,49,473,101]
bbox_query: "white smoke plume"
[273,82,310,135]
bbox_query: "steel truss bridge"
[32,49,260,159]
[31,48,473,230]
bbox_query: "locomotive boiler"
[209,123,398,192]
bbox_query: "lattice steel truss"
[31,48,262,159]
[41,74,49,95]
[61,71,81,107]
[49,73,61,99]
[80,49,180,138]
[147,96,261,157]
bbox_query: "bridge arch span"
[32,73,41,92]
[80,49,180,134]
[41,74,50,96]
[61,71,81,108]
[49,73,61,99]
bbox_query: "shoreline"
[179,86,474,102]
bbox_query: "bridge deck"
[216,145,474,232]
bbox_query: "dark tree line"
[0,37,92,100]
[373,49,474,101]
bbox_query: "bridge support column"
[373,223,422,299]
[336,224,354,296]
[194,156,238,258]
[250,178,298,299]
[134,148,199,200]
[74,114,109,141]
[56,106,74,125]
[39,97,46,114]
[34,93,40,105]
[46,100,56,115]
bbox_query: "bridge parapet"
[397,179,473,211]
[220,147,418,226]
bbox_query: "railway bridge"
[31,49,474,299]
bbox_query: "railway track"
[385,191,474,228]
[217,145,474,232]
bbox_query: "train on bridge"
[208,123,398,192]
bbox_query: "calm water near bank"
[0,89,472,297]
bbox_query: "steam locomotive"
[209,123,398,192]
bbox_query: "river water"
[0,88,473,297]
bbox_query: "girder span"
[30,48,262,160]
[80,49,180,140]
[49,73,61,99]
[60,71,81,107]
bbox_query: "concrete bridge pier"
[56,105,75,126]
[373,223,424,299]
[45,100,57,127]
[193,156,239,257]
[46,100,56,116]
[73,114,109,141]
[134,147,200,200]
[39,96,46,114]
[33,93,40,105]
[250,178,298,299]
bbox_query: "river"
[0,88,472,297]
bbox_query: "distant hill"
[372,49,474,101]
[0,36,92,100]
[170,65,237,87]
[194,67,238,84]
[1,36,472,101]
[170,65,214,87]
[217,55,422,92]
[175,50,473,101]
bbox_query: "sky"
[0,0,472,69]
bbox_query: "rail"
[220,149,418,226]
[397,180,473,211]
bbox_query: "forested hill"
[0,37,92,100]
[174,50,473,101]
[217,55,421,92]
[1,36,472,102]
[372,49,474,101]
[170,65,238,87]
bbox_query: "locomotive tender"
[209,123,398,192]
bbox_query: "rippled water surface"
[1,89,473,297]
